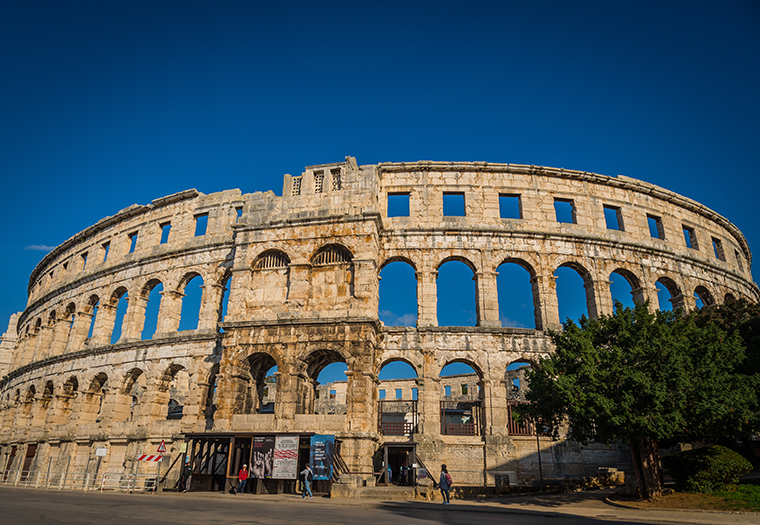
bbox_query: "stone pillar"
[90,303,116,347]
[531,274,561,331]
[632,284,659,308]
[352,258,379,311]
[481,378,508,436]
[346,367,375,433]
[198,283,224,331]
[32,325,54,362]
[416,375,441,435]
[70,311,94,352]
[286,263,310,306]
[586,277,613,319]
[123,295,148,340]
[416,270,438,327]
[156,290,183,334]
[224,265,250,320]
[45,318,68,359]
[476,271,501,327]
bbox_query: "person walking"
[236,464,249,495]
[438,464,452,505]
[300,463,313,499]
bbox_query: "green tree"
[517,302,756,500]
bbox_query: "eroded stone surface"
[0,158,756,490]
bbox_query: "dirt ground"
[610,491,754,512]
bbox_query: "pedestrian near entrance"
[237,464,249,495]
[301,463,314,499]
[438,464,451,505]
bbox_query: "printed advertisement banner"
[272,435,299,479]
[251,435,274,479]
[309,434,335,481]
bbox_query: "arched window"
[179,274,204,331]
[379,261,417,327]
[141,281,163,340]
[437,260,476,327]
[496,261,536,328]
[110,289,128,344]
[554,264,590,324]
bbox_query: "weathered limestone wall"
[1,157,756,491]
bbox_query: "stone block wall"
[0,157,756,491]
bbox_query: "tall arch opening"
[109,288,128,344]
[302,350,347,415]
[235,353,278,415]
[378,260,417,327]
[179,274,204,331]
[496,260,536,328]
[141,281,163,340]
[437,259,476,327]
[439,361,482,436]
[656,277,680,312]
[378,360,419,437]
[554,264,590,324]
[609,269,639,310]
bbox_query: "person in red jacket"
[236,464,249,495]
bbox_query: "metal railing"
[0,469,159,493]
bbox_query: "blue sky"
[1,1,759,382]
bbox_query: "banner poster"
[250,435,275,479]
[309,434,335,481]
[272,435,299,479]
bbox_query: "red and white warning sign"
[137,454,162,462]
[157,440,166,454]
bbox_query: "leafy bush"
[662,445,753,492]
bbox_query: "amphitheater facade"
[0,157,756,494]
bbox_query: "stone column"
[531,274,561,331]
[286,263,310,306]
[476,271,501,327]
[481,378,508,436]
[416,375,441,435]
[70,310,94,352]
[586,277,613,319]
[31,325,54,362]
[198,283,224,331]
[346,367,376,433]
[416,270,438,327]
[224,265,250,320]
[632,284,659,308]
[123,295,148,340]
[156,290,183,334]
[351,258,379,312]
[49,318,71,358]
[90,303,116,347]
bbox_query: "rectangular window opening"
[395,388,402,399]
[735,250,745,272]
[62,261,68,271]
[461,384,468,395]
[603,205,624,231]
[81,252,88,270]
[443,192,465,217]
[499,194,522,219]
[314,171,324,194]
[647,215,665,240]
[412,388,418,400]
[554,198,576,224]
[379,389,386,400]
[331,168,342,191]
[160,223,171,244]
[387,193,410,217]
[682,225,698,250]
[102,242,110,262]
[194,214,209,237]
[235,207,243,223]
[712,237,725,261]
[329,389,336,399]
[291,177,302,196]
[128,232,138,253]
[444,385,452,396]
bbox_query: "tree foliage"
[517,301,759,500]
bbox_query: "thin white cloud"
[25,245,55,252]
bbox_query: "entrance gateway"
[181,432,335,495]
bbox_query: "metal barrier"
[0,469,158,493]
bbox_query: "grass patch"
[612,479,760,513]
[712,479,760,512]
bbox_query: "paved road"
[0,487,756,525]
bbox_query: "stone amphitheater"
[0,157,756,494]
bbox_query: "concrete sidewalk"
[173,488,760,525]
